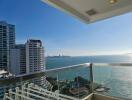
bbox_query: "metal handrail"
[93,63,132,67]
[0,63,90,86]
[0,63,132,86]
[45,63,90,72]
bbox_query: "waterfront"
[46,55,132,69]
[46,55,132,99]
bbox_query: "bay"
[46,55,132,99]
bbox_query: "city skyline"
[1,0,132,56]
[0,21,45,74]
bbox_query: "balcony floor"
[84,93,121,100]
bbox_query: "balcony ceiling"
[42,0,132,23]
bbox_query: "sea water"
[46,55,132,99]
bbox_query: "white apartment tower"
[26,39,45,74]
[0,21,15,71]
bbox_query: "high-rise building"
[10,39,45,76]
[0,21,15,71]
[8,24,15,49]
[0,22,46,97]
[10,44,26,75]
[10,48,20,75]
[26,39,45,74]
[15,44,26,74]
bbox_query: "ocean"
[46,55,132,99]
[46,55,132,69]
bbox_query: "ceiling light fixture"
[109,0,118,4]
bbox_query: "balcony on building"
[1,0,132,100]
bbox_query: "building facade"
[0,21,45,75]
[10,44,26,75]
[8,24,15,49]
[26,39,45,74]
[0,22,45,97]
[15,44,26,74]
[10,48,20,75]
[0,21,15,71]
[10,40,45,75]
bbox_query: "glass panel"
[0,63,91,100]
[93,63,132,100]
[45,64,91,99]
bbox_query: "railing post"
[89,63,93,93]
[3,93,8,100]
[22,84,25,100]
[9,89,13,99]
[15,87,19,100]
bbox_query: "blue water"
[46,55,132,69]
[46,55,132,99]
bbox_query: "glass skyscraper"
[0,21,15,71]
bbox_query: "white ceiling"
[42,0,132,23]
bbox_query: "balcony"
[1,63,132,100]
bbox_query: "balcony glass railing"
[0,63,132,100]
[0,63,92,100]
[44,63,92,99]
[93,63,132,100]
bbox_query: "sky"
[0,0,132,56]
